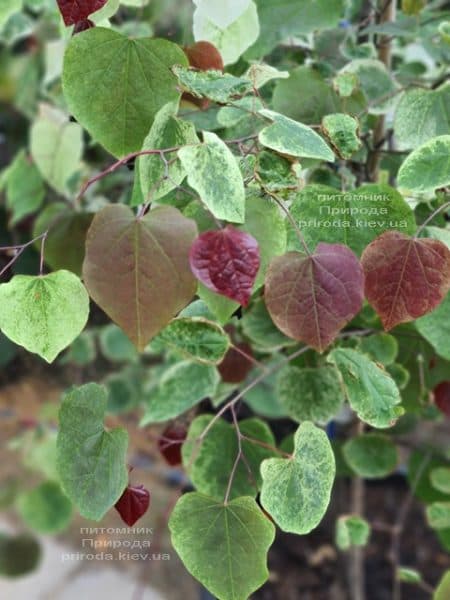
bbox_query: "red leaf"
[361,231,450,331]
[114,484,150,527]
[57,0,107,26]
[158,424,187,466]
[434,381,450,418]
[184,41,224,72]
[264,243,364,352]
[189,226,260,307]
[218,342,254,383]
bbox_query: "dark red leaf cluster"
[158,424,187,466]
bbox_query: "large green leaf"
[62,27,187,157]
[57,383,128,521]
[182,414,276,500]
[276,365,343,423]
[82,204,197,351]
[260,422,335,534]
[397,135,450,193]
[136,101,199,204]
[169,493,275,600]
[178,131,246,223]
[152,317,230,365]
[258,109,335,162]
[140,361,219,423]
[327,348,404,428]
[415,293,450,360]
[288,184,416,255]
[0,271,89,363]
[394,83,450,150]
[17,481,72,534]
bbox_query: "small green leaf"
[431,468,450,495]
[173,66,252,103]
[17,481,72,534]
[260,422,335,534]
[169,493,275,600]
[276,365,343,423]
[152,318,230,365]
[182,414,275,500]
[198,284,239,324]
[0,534,41,578]
[397,567,422,584]
[398,135,450,193]
[336,515,371,550]
[322,113,361,159]
[3,151,45,225]
[343,433,398,478]
[178,131,246,223]
[426,502,450,530]
[57,383,128,521]
[258,109,335,162]
[415,293,450,361]
[141,361,219,424]
[98,324,139,363]
[359,333,399,366]
[0,271,90,363]
[328,348,404,428]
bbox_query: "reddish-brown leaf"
[158,424,187,466]
[218,342,254,383]
[83,204,197,351]
[114,484,150,527]
[57,0,106,26]
[184,41,224,72]
[361,231,450,331]
[73,18,95,34]
[189,226,260,307]
[264,243,364,352]
[434,381,450,418]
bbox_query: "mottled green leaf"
[322,113,361,159]
[173,66,252,104]
[426,502,450,530]
[260,422,335,534]
[340,59,399,114]
[398,136,450,193]
[335,515,370,550]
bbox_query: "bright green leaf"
[359,333,399,366]
[397,135,450,193]
[431,468,450,495]
[426,502,450,530]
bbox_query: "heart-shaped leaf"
[114,484,150,526]
[361,231,450,330]
[264,243,364,352]
[0,271,89,363]
[169,493,275,600]
[62,27,187,157]
[190,226,260,306]
[57,0,107,25]
[397,135,450,192]
[82,204,197,351]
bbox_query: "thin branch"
[414,200,450,237]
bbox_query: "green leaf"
[30,105,83,196]
[243,367,288,418]
[426,502,450,530]
[0,534,41,578]
[136,101,199,204]
[434,570,450,600]
[193,0,251,29]
[0,0,22,27]
[169,493,275,600]
[140,361,219,424]
[327,348,403,428]
[394,83,450,150]
[152,317,230,365]
[335,515,371,550]
[182,414,275,500]
[359,333,399,366]
[62,331,97,367]
[287,184,416,256]
[255,150,300,192]
[397,135,450,193]
[62,27,187,157]
[397,567,422,584]
[3,150,45,225]
[276,365,343,423]
[57,383,128,521]
[322,113,361,159]
[173,66,252,103]
[258,109,335,162]
[415,293,450,361]
[260,422,335,534]
[178,131,245,223]
[0,271,89,363]
[198,284,239,324]
[431,468,450,495]
[193,1,260,66]
[340,59,399,115]
[247,0,345,58]
[241,298,296,352]
[343,433,398,478]
[98,324,139,363]
[17,481,72,534]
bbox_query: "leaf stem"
[0,231,48,279]
[414,199,450,237]
[265,189,311,255]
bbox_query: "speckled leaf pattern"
[82,204,198,351]
[260,422,335,534]
[178,132,246,223]
[321,113,361,159]
[397,135,450,192]
[264,244,364,352]
[56,383,128,521]
[169,493,275,600]
[0,271,89,363]
[327,348,404,428]
[361,231,450,330]
[62,28,188,157]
